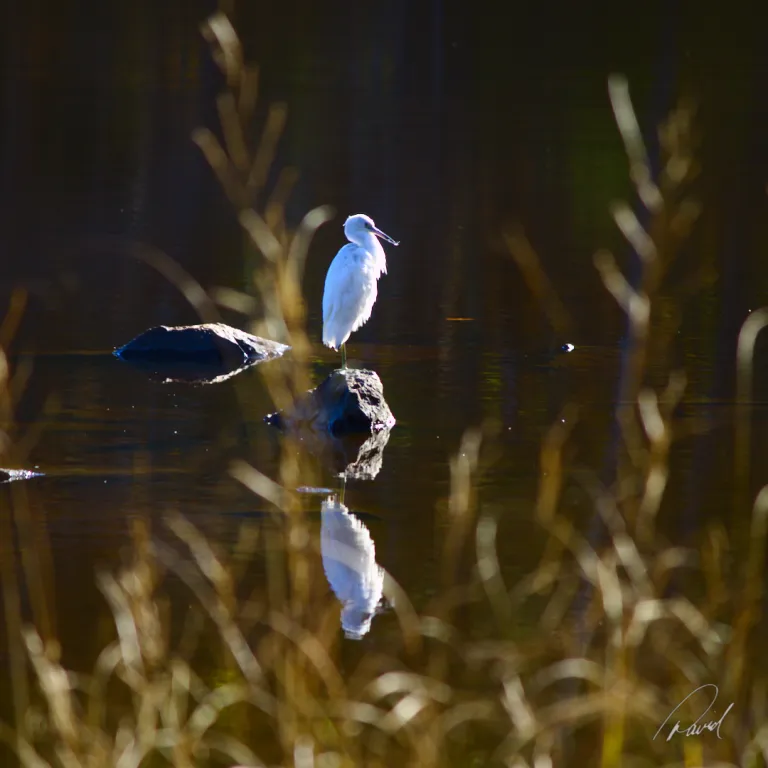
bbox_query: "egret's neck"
[352,232,387,277]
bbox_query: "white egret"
[322,213,399,368]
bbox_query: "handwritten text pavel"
[654,684,734,742]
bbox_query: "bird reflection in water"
[321,494,385,639]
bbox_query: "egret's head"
[344,214,399,246]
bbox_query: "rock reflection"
[321,496,384,639]
[115,357,259,385]
[272,422,393,480]
[325,426,393,481]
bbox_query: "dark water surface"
[2,0,768,755]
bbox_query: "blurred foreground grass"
[1,11,768,768]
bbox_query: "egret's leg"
[341,343,347,369]
[340,474,347,506]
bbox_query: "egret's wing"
[322,245,357,324]
[322,245,378,348]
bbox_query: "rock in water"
[265,369,395,477]
[317,369,395,436]
[266,369,395,437]
[114,323,289,382]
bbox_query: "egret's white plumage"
[321,496,384,639]
[322,214,399,366]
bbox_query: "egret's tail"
[322,327,339,350]
[323,320,349,350]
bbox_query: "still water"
[2,0,768,758]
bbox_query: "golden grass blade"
[287,205,335,284]
[610,202,656,263]
[504,230,573,336]
[217,92,250,173]
[238,66,259,124]
[475,515,513,632]
[247,104,288,197]
[150,541,268,692]
[201,12,243,87]
[131,242,222,325]
[735,309,768,513]
[607,74,663,212]
[229,460,292,510]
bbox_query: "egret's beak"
[370,225,399,246]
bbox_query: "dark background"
[1,0,767,748]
